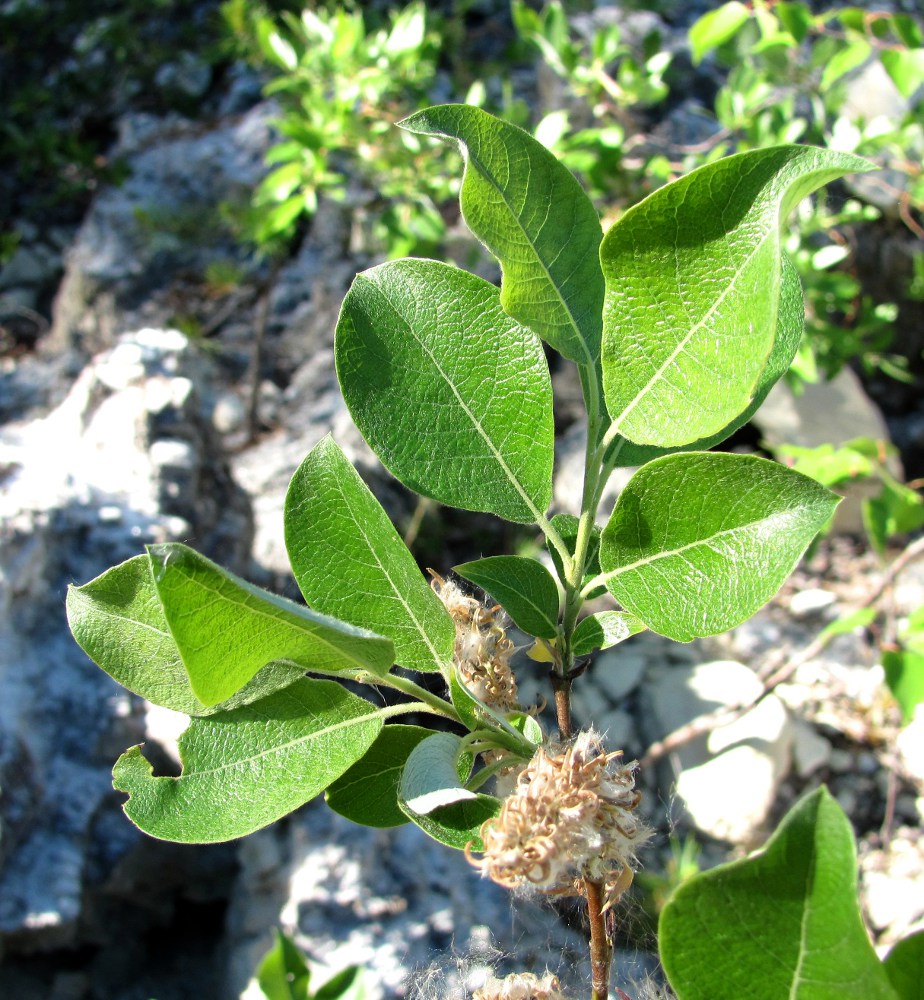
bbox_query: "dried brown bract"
[468,730,649,911]
[430,571,518,711]
[473,972,567,1000]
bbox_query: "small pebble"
[789,588,837,617]
[830,748,855,773]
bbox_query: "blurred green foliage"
[514,0,924,388]
[220,0,467,258]
[775,436,924,555]
[255,929,366,1000]
[0,0,226,222]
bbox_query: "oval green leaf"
[148,543,394,707]
[324,724,432,828]
[285,435,454,674]
[66,555,305,716]
[600,145,873,449]
[608,251,803,468]
[399,104,604,365]
[659,787,900,1000]
[571,611,646,657]
[335,258,555,524]
[112,678,385,843]
[689,2,750,63]
[454,555,560,639]
[599,453,840,641]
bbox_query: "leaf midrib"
[601,506,799,584]
[358,272,546,523]
[608,215,776,437]
[178,704,385,779]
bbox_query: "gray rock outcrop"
[0,328,251,951]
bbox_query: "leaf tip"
[112,743,153,794]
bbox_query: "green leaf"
[659,787,900,1000]
[882,647,924,726]
[599,453,840,641]
[884,930,924,1000]
[335,258,554,524]
[454,556,560,639]
[284,436,454,674]
[881,48,924,99]
[324,724,432,828]
[398,732,500,850]
[66,556,304,716]
[571,611,646,657]
[862,476,924,556]
[399,732,477,814]
[112,679,384,843]
[609,251,804,467]
[689,2,751,63]
[600,146,873,449]
[399,104,604,365]
[820,39,872,91]
[818,607,877,643]
[257,930,311,1000]
[449,666,485,734]
[148,543,394,707]
[403,796,500,852]
[313,966,366,1000]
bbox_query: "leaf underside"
[148,543,394,706]
[66,555,306,716]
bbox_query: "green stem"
[537,510,573,579]
[378,672,463,725]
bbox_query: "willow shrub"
[68,106,922,998]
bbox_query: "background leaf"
[599,453,839,641]
[66,555,305,716]
[571,611,646,657]
[312,965,366,1000]
[112,679,384,843]
[882,646,924,727]
[600,146,872,448]
[608,252,803,468]
[336,258,554,524]
[689,2,750,63]
[148,543,394,706]
[659,787,899,1000]
[454,555,560,639]
[285,436,454,674]
[257,929,311,1000]
[399,103,604,365]
[883,930,924,1000]
[324,724,432,828]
